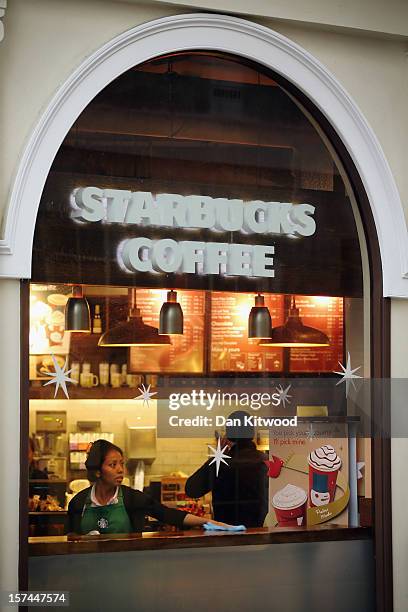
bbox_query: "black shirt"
[185,440,268,528]
[67,485,188,534]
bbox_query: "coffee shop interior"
[27,51,372,539]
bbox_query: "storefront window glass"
[27,52,370,541]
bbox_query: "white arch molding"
[1,13,408,296]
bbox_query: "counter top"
[29,525,371,556]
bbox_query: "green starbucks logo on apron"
[97,517,109,529]
[81,487,133,534]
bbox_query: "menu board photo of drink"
[210,292,284,373]
[289,295,343,372]
[129,289,205,373]
[29,284,72,380]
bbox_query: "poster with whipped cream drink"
[266,427,349,527]
[272,484,308,527]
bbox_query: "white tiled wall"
[29,399,212,484]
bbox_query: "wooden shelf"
[29,479,67,484]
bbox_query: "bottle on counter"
[92,304,102,334]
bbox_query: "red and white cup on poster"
[308,445,341,507]
[272,484,307,527]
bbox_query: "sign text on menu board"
[71,188,316,278]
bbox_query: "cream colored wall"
[29,399,211,483]
[2,0,408,608]
[0,280,20,594]
[142,0,408,37]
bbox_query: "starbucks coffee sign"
[71,187,316,278]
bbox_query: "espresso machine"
[34,411,67,480]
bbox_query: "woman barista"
[68,439,233,535]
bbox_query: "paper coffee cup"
[272,484,307,527]
[308,445,341,507]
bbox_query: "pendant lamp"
[259,296,330,347]
[159,290,183,335]
[248,294,272,339]
[98,288,171,347]
[65,285,91,333]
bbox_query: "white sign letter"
[157,193,187,228]
[180,241,206,273]
[290,204,316,236]
[105,189,131,223]
[121,237,153,272]
[214,199,244,232]
[125,192,160,225]
[252,245,275,277]
[152,239,182,273]
[204,243,229,274]
[227,244,253,275]
[187,196,216,228]
[73,187,105,222]
[243,201,269,234]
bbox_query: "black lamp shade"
[259,297,330,347]
[98,288,171,347]
[65,286,91,332]
[159,290,184,335]
[98,317,171,347]
[261,324,330,347]
[248,294,272,338]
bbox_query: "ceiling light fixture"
[248,293,272,339]
[98,288,171,347]
[159,290,184,335]
[64,285,91,333]
[259,296,330,347]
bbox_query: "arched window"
[29,51,371,540]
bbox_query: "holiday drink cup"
[272,484,307,527]
[308,445,341,508]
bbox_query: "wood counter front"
[29,525,371,556]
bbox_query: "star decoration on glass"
[333,352,362,397]
[43,355,74,399]
[275,384,292,409]
[134,383,157,407]
[208,438,231,477]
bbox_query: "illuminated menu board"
[129,290,343,374]
[210,292,284,373]
[289,296,343,372]
[129,289,205,373]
